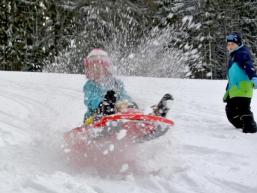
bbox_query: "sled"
[64,113,174,145]
[63,112,174,168]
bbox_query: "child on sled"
[83,48,173,125]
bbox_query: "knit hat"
[84,49,112,80]
[84,48,111,68]
[226,32,242,46]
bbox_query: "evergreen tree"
[44,0,152,73]
[0,0,79,71]
[1,0,256,79]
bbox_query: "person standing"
[224,32,257,133]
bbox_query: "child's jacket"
[224,45,257,100]
[83,76,131,120]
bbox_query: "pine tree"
[44,0,152,74]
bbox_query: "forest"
[0,0,257,79]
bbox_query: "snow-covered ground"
[1,71,257,193]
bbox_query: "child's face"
[227,42,238,52]
[85,63,109,81]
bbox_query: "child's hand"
[223,91,229,102]
[115,100,129,113]
[252,77,257,89]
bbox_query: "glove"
[115,100,129,113]
[104,90,116,103]
[84,116,94,125]
[252,77,257,89]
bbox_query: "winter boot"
[152,93,174,117]
[241,114,257,133]
[99,90,117,116]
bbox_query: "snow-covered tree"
[44,0,152,73]
[1,0,257,79]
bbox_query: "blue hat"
[226,32,242,46]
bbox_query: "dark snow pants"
[225,97,257,133]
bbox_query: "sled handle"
[94,114,175,127]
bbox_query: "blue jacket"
[83,76,131,120]
[224,45,257,99]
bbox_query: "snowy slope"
[0,71,257,193]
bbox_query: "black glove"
[98,90,117,116]
[104,90,117,103]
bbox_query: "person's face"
[227,42,238,52]
[85,63,109,82]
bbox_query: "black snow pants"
[225,97,257,133]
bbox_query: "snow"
[116,129,128,140]
[1,71,257,193]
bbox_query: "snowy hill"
[1,71,257,193]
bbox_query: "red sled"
[65,113,174,143]
[63,113,174,167]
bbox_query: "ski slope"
[0,71,257,193]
